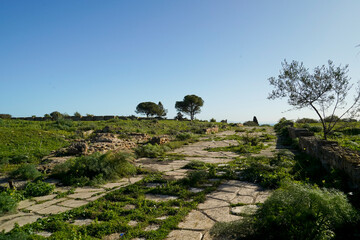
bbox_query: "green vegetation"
[0,192,18,215]
[0,173,218,239]
[175,94,204,120]
[52,152,137,186]
[211,182,358,240]
[23,181,55,197]
[10,164,42,180]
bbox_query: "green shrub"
[52,152,137,186]
[211,182,358,240]
[183,160,207,170]
[0,231,28,240]
[176,132,194,141]
[243,121,259,126]
[309,126,323,133]
[10,164,41,180]
[242,134,260,146]
[184,170,208,187]
[0,192,18,215]
[24,181,55,197]
[135,143,167,158]
[274,117,294,136]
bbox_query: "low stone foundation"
[288,127,360,188]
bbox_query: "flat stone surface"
[145,194,178,202]
[72,219,93,226]
[123,204,136,210]
[202,231,213,240]
[67,191,104,199]
[156,216,169,220]
[36,205,72,215]
[207,191,237,202]
[102,181,128,189]
[197,198,229,210]
[33,194,57,202]
[237,187,260,196]
[203,207,242,222]
[35,231,52,237]
[103,233,122,240]
[128,220,138,226]
[87,193,106,201]
[18,199,36,209]
[0,213,40,232]
[255,193,271,203]
[128,176,144,184]
[189,188,203,193]
[231,205,259,215]
[226,180,259,189]
[166,230,203,240]
[58,199,89,208]
[144,224,160,231]
[74,187,103,193]
[217,184,240,193]
[26,198,65,212]
[230,195,255,204]
[178,210,214,230]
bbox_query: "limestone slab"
[144,224,160,231]
[255,193,270,203]
[74,187,103,193]
[231,205,259,215]
[166,230,203,240]
[128,176,144,184]
[67,191,104,199]
[189,188,203,193]
[18,199,36,209]
[0,213,40,232]
[203,207,242,222]
[26,198,65,212]
[102,181,128,189]
[87,193,106,201]
[207,191,236,202]
[202,231,213,240]
[33,194,57,202]
[72,219,93,226]
[58,199,89,208]
[128,220,138,226]
[36,205,72,215]
[145,194,178,202]
[217,184,240,193]
[178,210,214,230]
[230,195,254,204]
[35,231,52,237]
[197,198,229,210]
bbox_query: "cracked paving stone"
[230,195,255,204]
[58,199,89,208]
[203,206,242,222]
[33,194,57,202]
[197,198,229,210]
[207,191,237,202]
[166,230,203,240]
[26,198,65,212]
[36,205,72,215]
[178,210,214,230]
[231,205,259,215]
[18,199,36,209]
[0,213,41,232]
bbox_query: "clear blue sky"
[1,0,360,124]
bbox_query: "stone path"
[1,127,278,239]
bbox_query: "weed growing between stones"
[1,173,218,239]
[23,181,55,197]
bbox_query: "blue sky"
[1,0,360,123]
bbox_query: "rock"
[151,136,170,145]
[204,126,219,134]
[166,230,203,240]
[178,210,214,230]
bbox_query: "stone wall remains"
[288,127,360,188]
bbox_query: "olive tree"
[175,95,204,120]
[268,60,360,140]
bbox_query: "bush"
[210,118,216,122]
[183,160,207,170]
[0,114,11,119]
[135,143,168,158]
[176,132,194,141]
[274,117,294,136]
[52,152,137,186]
[211,182,358,240]
[296,118,318,123]
[10,164,41,180]
[243,121,259,126]
[23,181,55,197]
[309,125,322,133]
[0,192,18,215]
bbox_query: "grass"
[0,173,219,239]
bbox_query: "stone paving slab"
[203,207,242,222]
[33,194,57,202]
[58,199,89,208]
[101,181,128,189]
[207,191,237,202]
[231,205,259,215]
[145,194,178,202]
[67,191,104,199]
[178,210,215,230]
[165,230,203,240]
[36,205,72,215]
[0,213,41,232]
[26,198,65,212]
[18,199,36,209]
[230,195,255,204]
[197,198,229,210]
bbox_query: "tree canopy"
[268,60,360,139]
[135,101,167,118]
[175,95,204,120]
